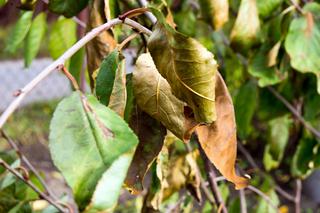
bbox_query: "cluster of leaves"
[2,0,320,212]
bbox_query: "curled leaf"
[199,0,229,30]
[148,16,217,123]
[230,0,260,50]
[133,53,197,140]
[125,109,166,194]
[86,0,116,89]
[196,73,249,189]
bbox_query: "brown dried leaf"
[86,0,116,89]
[125,108,166,194]
[199,0,229,30]
[196,72,249,189]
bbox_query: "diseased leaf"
[133,54,247,189]
[235,81,258,139]
[86,0,116,89]
[24,13,46,67]
[230,0,260,50]
[48,0,89,18]
[125,109,166,194]
[132,53,196,140]
[49,91,138,210]
[257,0,283,18]
[263,115,292,171]
[291,136,320,178]
[199,0,229,30]
[95,50,126,113]
[267,41,281,67]
[48,17,77,59]
[108,54,127,117]
[196,73,249,189]
[5,11,32,54]
[284,3,320,93]
[148,10,217,123]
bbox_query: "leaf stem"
[0,158,67,213]
[59,65,80,90]
[0,17,151,129]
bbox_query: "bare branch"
[0,130,58,201]
[267,86,320,139]
[295,179,302,213]
[0,158,67,213]
[240,189,247,213]
[0,17,151,129]
[137,0,157,24]
[247,185,279,211]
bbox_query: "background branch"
[0,158,67,213]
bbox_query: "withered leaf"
[230,0,260,50]
[133,53,248,189]
[125,108,166,194]
[86,0,116,89]
[199,0,229,30]
[196,72,248,189]
[147,12,217,123]
[133,53,197,141]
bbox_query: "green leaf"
[5,11,33,53]
[148,10,218,123]
[95,50,124,107]
[48,17,77,59]
[249,45,287,87]
[257,0,283,18]
[68,48,85,85]
[263,115,292,171]
[291,136,320,178]
[0,0,7,7]
[230,0,260,50]
[235,81,258,139]
[49,91,138,210]
[284,3,320,93]
[24,13,47,67]
[48,0,89,18]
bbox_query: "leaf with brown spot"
[148,9,218,123]
[196,73,249,190]
[125,108,166,194]
[133,53,197,141]
[86,0,116,89]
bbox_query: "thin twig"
[247,185,279,211]
[137,0,157,24]
[0,158,67,213]
[118,33,139,51]
[267,86,320,139]
[289,0,304,14]
[72,17,86,28]
[239,189,247,213]
[238,141,296,202]
[295,179,302,213]
[0,130,58,201]
[185,143,215,205]
[0,17,151,129]
[197,141,228,213]
[59,65,80,90]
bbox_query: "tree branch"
[137,0,157,24]
[0,158,67,213]
[239,189,247,213]
[247,185,278,211]
[267,86,320,139]
[0,17,151,129]
[0,130,58,201]
[295,179,302,213]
